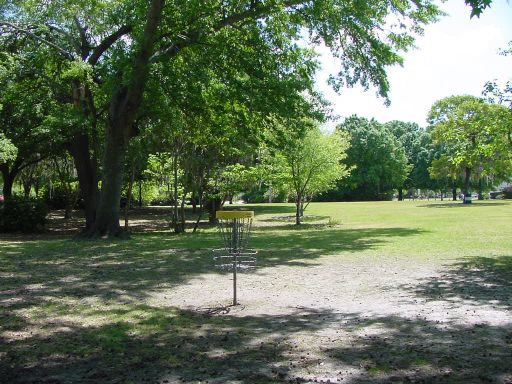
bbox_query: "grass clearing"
[1,200,511,383]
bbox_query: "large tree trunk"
[398,188,403,201]
[206,198,222,224]
[0,164,16,199]
[86,0,164,237]
[69,133,99,231]
[89,120,128,236]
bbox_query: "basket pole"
[232,218,238,305]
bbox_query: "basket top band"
[216,210,255,219]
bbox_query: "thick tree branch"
[110,0,163,130]
[74,16,90,60]
[0,21,75,60]
[151,0,308,63]
[88,25,132,66]
[215,0,307,30]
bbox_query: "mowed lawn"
[0,200,511,383]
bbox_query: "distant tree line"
[316,92,512,202]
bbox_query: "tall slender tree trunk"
[207,198,221,224]
[452,187,457,201]
[191,194,197,213]
[172,151,179,232]
[192,188,204,233]
[463,167,471,204]
[295,195,302,225]
[138,179,143,207]
[477,178,484,200]
[398,188,403,201]
[179,189,187,233]
[124,165,136,229]
[22,180,31,198]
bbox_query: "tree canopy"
[428,95,512,199]
[331,116,410,201]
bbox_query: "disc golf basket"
[213,210,257,305]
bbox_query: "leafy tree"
[1,0,441,237]
[278,122,351,225]
[428,95,512,202]
[385,121,434,200]
[333,116,410,201]
[0,133,17,164]
[0,50,57,198]
[428,152,464,200]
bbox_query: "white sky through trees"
[315,0,512,130]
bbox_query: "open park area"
[1,201,511,383]
[1,2,511,382]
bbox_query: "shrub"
[0,196,48,233]
[242,187,266,203]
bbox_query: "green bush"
[0,196,48,233]
[242,187,266,203]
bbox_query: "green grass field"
[1,200,511,383]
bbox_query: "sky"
[315,0,512,130]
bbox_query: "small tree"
[281,125,351,225]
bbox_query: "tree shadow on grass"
[0,305,339,384]
[401,256,512,310]
[1,305,511,383]
[0,226,425,307]
[324,315,512,383]
[344,255,512,382]
[0,225,428,383]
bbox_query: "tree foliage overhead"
[464,0,493,17]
